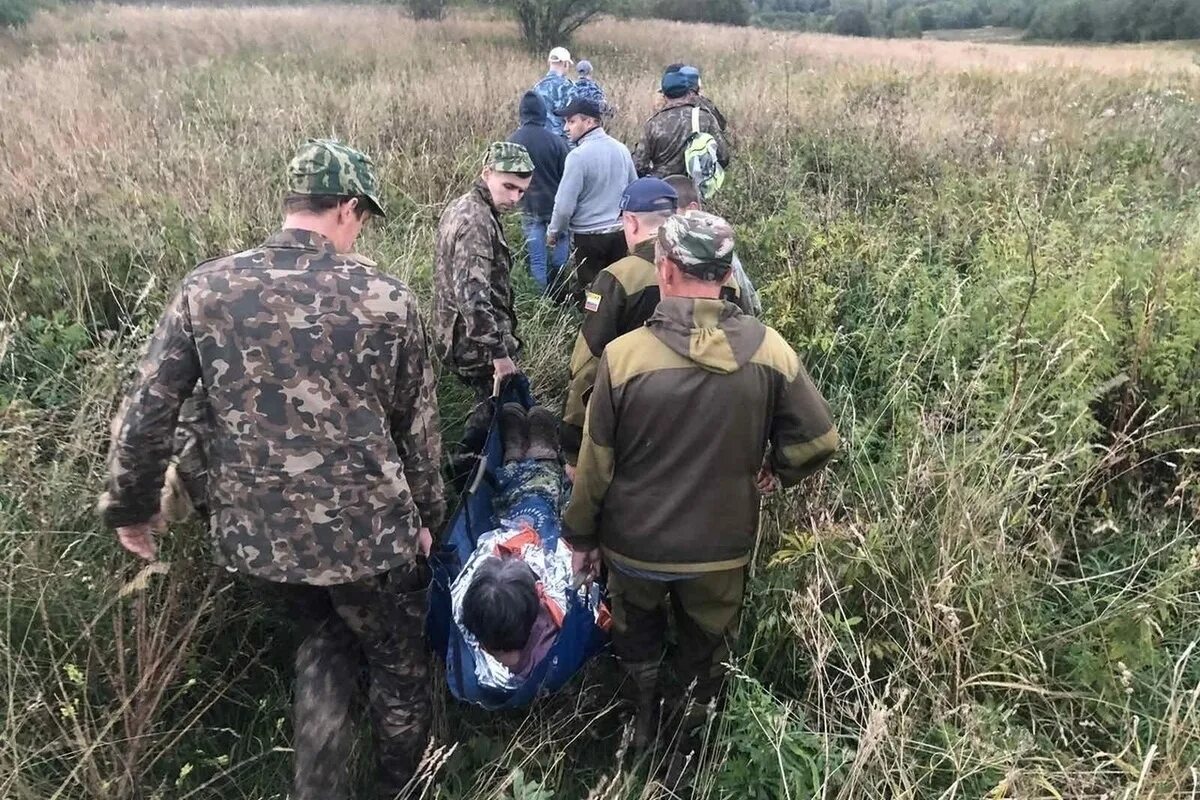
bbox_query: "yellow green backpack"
[684,105,725,200]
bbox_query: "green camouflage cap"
[287,138,386,217]
[656,209,735,281]
[483,141,535,175]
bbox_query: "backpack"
[684,105,725,200]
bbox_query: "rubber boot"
[500,402,529,463]
[525,406,560,462]
[658,676,722,797]
[619,659,662,756]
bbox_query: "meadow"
[1,4,1198,798]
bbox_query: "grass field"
[1,4,1199,799]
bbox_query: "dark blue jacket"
[509,92,569,220]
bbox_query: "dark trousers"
[563,230,627,309]
[260,562,432,800]
[607,566,745,707]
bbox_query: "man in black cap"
[547,96,638,307]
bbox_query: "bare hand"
[756,465,779,496]
[570,546,601,587]
[547,232,559,248]
[417,527,433,557]
[117,515,164,561]
[564,463,577,484]
[492,357,519,395]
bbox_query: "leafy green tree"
[501,0,606,51]
[833,6,871,34]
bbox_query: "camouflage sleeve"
[561,270,627,464]
[391,300,446,532]
[562,351,617,550]
[770,356,839,487]
[451,222,509,359]
[98,290,202,528]
[633,122,654,177]
[171,382,211,512]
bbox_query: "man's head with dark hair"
[664,175,702,211]
[282,139,385,252]
[462,556,539,663]
[282,193,373,218]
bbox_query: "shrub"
[405,0,447,20]
[832,7,870,36]
[0,0,35,28]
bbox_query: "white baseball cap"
[548,46,572,64]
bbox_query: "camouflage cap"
[484,141,535,175]
[287,139,386,217]
[656,209,735,281]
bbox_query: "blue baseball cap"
[620,177,679,214]
[661,70,692,99]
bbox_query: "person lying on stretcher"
[449,403,606,690]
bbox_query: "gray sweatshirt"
[549,127,637,239]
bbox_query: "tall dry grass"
[1,4,1198,799]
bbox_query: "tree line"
[615,0,1200,42]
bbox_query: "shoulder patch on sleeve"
[585,292,603,313]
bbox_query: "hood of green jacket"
[645,296,766,375]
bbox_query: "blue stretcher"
[427,377,608,710]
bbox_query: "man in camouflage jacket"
[634,70,731,179]
[432,142,534,400]
[99,139,443,800]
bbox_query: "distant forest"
[613,0,1200,42]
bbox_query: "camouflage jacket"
[99,229,445,586]
[633,97,731,179]
[432,182,519,378]
[533,70,575,140]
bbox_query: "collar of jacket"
[472,180,501,216]
[633,237,657,263]
[576,125,606,145]
[658,96,700,115]
[647,296,759,375]
[265,228,339,254]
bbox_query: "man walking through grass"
[563,211,838,789]
[634,68,730,180]
[547,96,638,307]
[559,178,754,471]
[99,139,444,800]
[432,141,534,402]
[509,91,570,295]
[533,46,576,141]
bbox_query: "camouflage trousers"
[262,562,432,800]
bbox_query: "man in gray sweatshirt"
[548,96,638,308]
